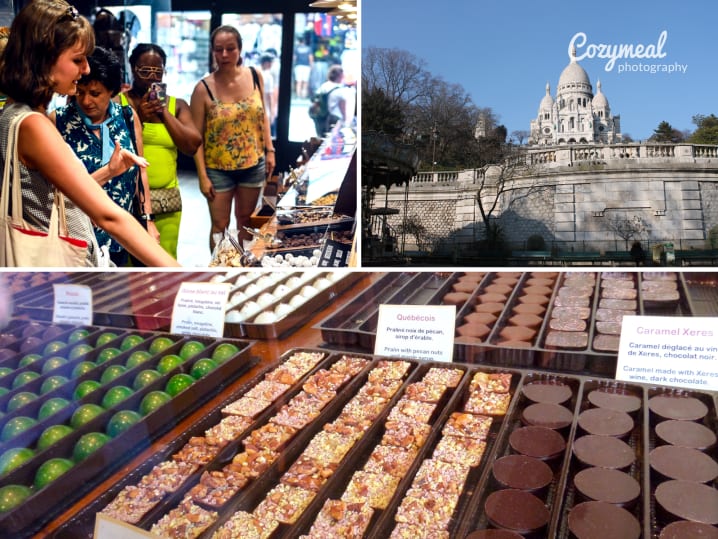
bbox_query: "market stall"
[211,125,358,269]
[0,270,714,538]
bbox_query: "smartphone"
[149,82,167,102]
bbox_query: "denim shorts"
[207,158,266,192]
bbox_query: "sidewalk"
[176,168,231,267]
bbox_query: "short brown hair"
[328,64,344,82]
[0,0,94,108]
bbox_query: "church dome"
[593,80,609,108]
[539,82,554,111]
[557,47,592,91]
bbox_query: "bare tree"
[474,150,545,250]
[510,130,530,145]
[362,47,429,107]
[362,46,496,170]
[604,214,647,249]
[396,214,437,253]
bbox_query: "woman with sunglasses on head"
[53,46,160,267]
[190,25,275,252]
[122,43,201,259]
[0,0,178,267]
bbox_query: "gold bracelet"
[265,148,275,153]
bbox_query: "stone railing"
[413,171,460,183]
[693,145,718,158]
[407,143,718,184]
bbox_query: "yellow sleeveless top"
[202,76,265,171]
[119,94,178,189]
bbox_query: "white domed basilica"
[530,47,621,145]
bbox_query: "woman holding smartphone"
[122,43,201,258]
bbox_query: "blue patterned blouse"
[55,100,138,253]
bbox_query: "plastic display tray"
[10,271,220,330]
[317,271,705,378]
[45,350,718,539]
[224,271,364,340]
[0,319,255,538]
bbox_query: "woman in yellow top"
[122,43,201,258]
[190,25,275,250]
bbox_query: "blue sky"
[362,0,717,141]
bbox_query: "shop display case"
[213,126,358,268]
[0,270,715,538]
[0,318,254,537]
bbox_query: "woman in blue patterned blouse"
[53,46,159,266]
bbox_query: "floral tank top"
[202,67,265,171]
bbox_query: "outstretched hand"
[107,141,149,178]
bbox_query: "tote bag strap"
[2,110,40,223]
[1,111,32,221]
[2,110,72,237]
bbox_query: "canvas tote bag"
[0,111,88,267]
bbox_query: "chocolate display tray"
[0,324,255,538]
[275,214,354,234]
[235,272,365,340]
[47,348,372,539]
[316,271,456,349]
[11,271,220,330]
[318,271,704,378]
[261,218,354,259]
[47,350,717,539]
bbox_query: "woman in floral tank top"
[190,25,276,250]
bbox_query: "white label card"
[52,284,92,326]
[170,281,231,338]
[616,315,718,391]
[94,514,156,538]
[375,304,456,363]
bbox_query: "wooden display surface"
[34,273,379,538]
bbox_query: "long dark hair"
[0,0,94,108]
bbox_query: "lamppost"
[431,123,438,172]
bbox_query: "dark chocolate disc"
[650,445,718,483]
[649,395,708,421]
[655,420,717,451]
[522,402,574,430]
[659,521,718,539]
[655,480,718,525]
[492,454,553,492]
[464,529,524,539]
[484,489,550,534]
[573,435,635,470]
[577,407,634,438]
[573,467,641,506]
[568,501,641,539]
[587,388,641,413]
[509,426,566,461]
[521,381,573,404]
